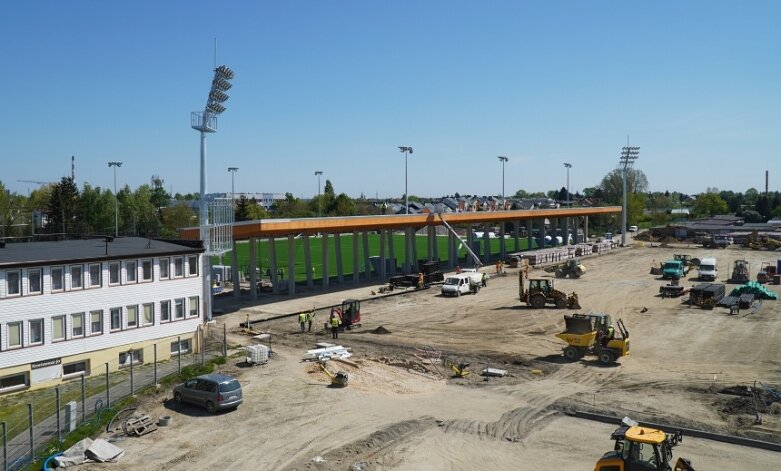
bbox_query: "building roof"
[0,237,204,269]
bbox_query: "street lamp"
[563,162,572,207]
[314,171,323,217]
[619,146,640,247]
[192,64,235,322]
[108,161,123,236]
[497,156,508,209]
[398,146,413,214]
[228,167,238,210]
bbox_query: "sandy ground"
[86,243,781,470]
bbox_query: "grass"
[213,233,537,282]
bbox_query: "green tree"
[324,180,335,196]
[333,193,355,216]
[161,203,196,236]
[46,177,80,235]
[599,168,649,204]
[692,192,728,218]
[77,184,114,234]
[235,194,251,222]
[246,198,268,220]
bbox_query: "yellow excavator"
[595,419,695,470]
[556,313,629,365]
[518,269,581,309]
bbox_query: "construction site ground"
[89,243,781,470]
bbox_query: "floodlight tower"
[563,162,572,206]
[315,171,323,217]
[228,167,239,208]
[398,146,413,214]
[619,146,639,247]
[108,161,123,236]
[498,156,509,209]
[192,64,234,321]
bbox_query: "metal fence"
[1,330,225,471]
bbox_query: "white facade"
[0,239,204,394]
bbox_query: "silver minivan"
[173,373,243,413]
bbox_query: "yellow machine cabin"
[595,420,695,471]
[556,313,629,365]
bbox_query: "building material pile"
[246,344,270,365]
[689,283,726,308]
[730,282,779,300]
[303,344,352,362]
[575,244,593,256]
[592,241,616,253]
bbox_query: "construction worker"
[455,265,462,274]
[481,272,487,288]
[307,307,316,332]
[329,313,341,339]
[298,311,307,333]
[417,272,425,289]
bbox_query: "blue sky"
[2,1,780,199]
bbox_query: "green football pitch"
[212,234,536,283]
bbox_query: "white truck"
[441,271,483,296]
[698,257,717,281]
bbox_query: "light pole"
[228,167,238,210]
[398,146,413,214]
[498,156,508,209]
[619,146,640,247]
[563,162,572,207]
[192,64,235,322]
[315,171,323,217]
[108,161,123,236]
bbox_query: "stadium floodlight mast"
[619,146,640,247]
[228,167,239,209]
[315,171,323,217]
[108,161,123,236]
[398,146,413,214]
[191,64,234,321]
[498,156,509,209]
[563,162,572,207]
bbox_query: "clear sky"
[2,1,779,199]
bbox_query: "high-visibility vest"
[330,317,340,327]
[307,311,315,321]
[298,313,307,323]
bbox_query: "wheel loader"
[595,418,695,471]
[545,258,586,279]
[556,312,629,365]
[518,269,580,309]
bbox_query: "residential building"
[0,237,205,395]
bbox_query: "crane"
[438,213,483,269]
[17,180,53,186]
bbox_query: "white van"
[698,257,717,281]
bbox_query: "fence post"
[154,343,158,385]
[2,421,7,471]
[130,349,135,396]
[223,324,227,357]
[81,375,86,424]
[105,363,110,408]
[27,404,33,466]
[56,387,62,445]
[201,329,205,365]
[178,336,181,373]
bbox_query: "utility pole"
[498,156,508,209]
[619,145,640,247]
[398,146,413,214]
[108,162,123,236]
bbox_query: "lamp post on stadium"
[398,146,413,214]
[108,161,123,237]
[315,171,323,217]
[620,146,639,247]
[498,156,508,209]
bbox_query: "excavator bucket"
[567,293,581,309]
[674,457,695,471]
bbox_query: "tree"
[46,177,79,235]
[246,198,268,220]
[333,193,355,216]
[599,168,649,204]
[161,203,196,237]
[324,180,335,196]
[692,193,728,218]
[235,195,251,222]
[76,183,114,234]
[756,195,772,221]
[150,175,170,213]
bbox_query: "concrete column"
[411,227,419,272]
[362,231,371,279]
[483,223,491,264]
[526,219,533,251]
[551,218,559,246]
[303,233,313,288]
[352,230,360,283]
[388,229,397,275]
[499,223,506,260]
[513,220,520,252]
[427,226,435,261]
[584,216,589,243]
[466,225,474,266]
[322,233,330,289]
[269,236,279,294]
[248,238,256,300]
[563,217,570,246]
[403,228,411,275]
[448,231,456,268]
[287,234,296,295]
[334,232,344,283]
[540,218,547,249]
[232,241,241,299]
[379,229,387,279]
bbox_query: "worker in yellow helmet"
[329,313,341,339]
[298,311,307,333]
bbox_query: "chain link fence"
[1,328,226,471]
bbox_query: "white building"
[0,237,205,395]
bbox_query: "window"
[174,257,184,277]
[159,258,170,279]
[63,361,89,377]
[160,300,171,322]
[171,339,191,355]
[110,308,122,331]
[142,303,154,326]
[29,319,43,345]
[71,313,84,337]
[188,296,200,318]
[141,259,153,281]
[8,322,22,348]
[6,270,21,296]
[109,262,120,285]
[28,269,42,294]
[51,266,64,291]
[188,255,199,276]
[119,350,143,367]
[127,305,138,328]
[70,265,83,289]
[88,263,102,287]
[0,373,28,392]
[126,261,137,283]
[174,298,185,319]
[52,316,66,341]
[90,310,103,335]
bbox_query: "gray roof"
[0,237,204,269]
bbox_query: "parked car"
[173,373,243,413]
[628,225,638,232]
[441,274,477,296]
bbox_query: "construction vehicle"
[756,261,777,284]
[444,357,470,378]
[519,269,581,309]
[544,258,586,279]
[438,214,483,270]
[702,234,731,249]
[729,259,750,284]
[319,362,348,387]
[595,418,695,471]
[661,259,688,280]
[333,299,362,330]
[556,313,629,364]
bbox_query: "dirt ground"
[87,243,781,470]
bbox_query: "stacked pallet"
[575,244,593,256]
[591,241,615,254]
